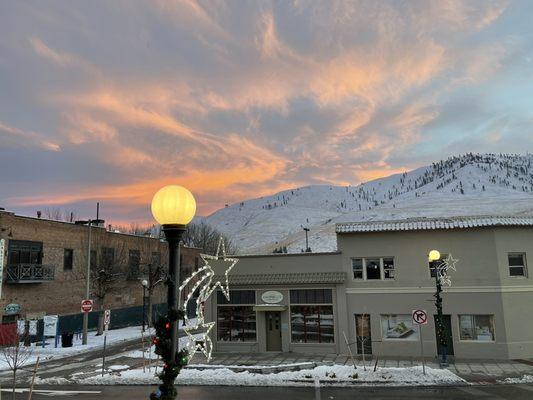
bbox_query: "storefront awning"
[253,304,288,312]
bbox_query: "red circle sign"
[81,299,93,313]
[412,309,428,325]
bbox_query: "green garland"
[150,309,189,400]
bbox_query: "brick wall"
[0,211,202,319]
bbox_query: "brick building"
[0,209,201,322]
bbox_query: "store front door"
[266,311,282,351]
[355,314,372,355]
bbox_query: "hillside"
[205,154,533,254]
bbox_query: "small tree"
[0,324,33,400]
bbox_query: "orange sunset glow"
[1,1,532,224]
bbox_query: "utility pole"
[82,202,99,345]
[302,226,311,252]
[82,218,91,345]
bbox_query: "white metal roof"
[336,216,533,233]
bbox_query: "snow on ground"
[0,321,196,372]
[73,364,464,387]
[498,375,533,384]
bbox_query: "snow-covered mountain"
[205,154,533,254]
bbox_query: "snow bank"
[74,364,465,387]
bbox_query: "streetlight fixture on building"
[150,185,196,400]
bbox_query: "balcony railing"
[5,264,55,283]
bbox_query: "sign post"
[0,238,5,299]
[42,315,59,349]
[102,309,111,377]
[412,309,428,375]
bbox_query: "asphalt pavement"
[3,384,533,399]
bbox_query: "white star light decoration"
[436,254,458,287]
[178,237,238,361]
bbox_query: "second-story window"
[352,257,395,280]
[8,240,43,265]
[63,249,73,270]
[508,253,527,277]
[101,247,115,267]
[129,250,140,279]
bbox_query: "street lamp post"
[150,185,196,400]
[141,279,148,332]
[428,250,448,367]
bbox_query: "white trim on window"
[351,257,395,281]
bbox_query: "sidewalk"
[189,352,533,384]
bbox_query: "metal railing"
[5,264,55,283]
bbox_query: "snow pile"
[204,153,533,254]
[498,374,533,384]
[75,364,465,387]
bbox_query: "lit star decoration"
[183,321,215,361]
[178,236,238,362]
[436,254,459,286]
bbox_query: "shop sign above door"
[261,290,283,304]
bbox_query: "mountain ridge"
[205,153,533,254]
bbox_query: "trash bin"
[61,332,74,348]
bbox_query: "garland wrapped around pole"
[150,309,189,400]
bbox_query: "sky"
[1,0,532,224]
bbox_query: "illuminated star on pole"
[199,237,238,302]
[437,254,459,286]
[183,321,215,361]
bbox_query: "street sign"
[412,309,428,325]
[103,309,111,331]
[4,303,21,315]
[81,299,93,313]
[43,315,58,336]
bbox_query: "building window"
[217,290,257,342]
[352,258,395,280]
[352,258,363,279]
[217,306,256,342]
[63,249,73,270]
[217,290,256,305]
[8,240,43,265]
[101,247,115,267]
[291,305,334,343]
[381,314,419,340]
[459,315,495,341]
[290,289,332,304]
[290,289,334,344]
[508,253,527,277]
[128,250,140,279]
[429,254,448,278]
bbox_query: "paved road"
[2,384,533,399]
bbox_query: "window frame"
[216,289,257,343]
[289,288,335,344]
[351,257,395,281]
[458,314,496,342]
[508,253,527,278]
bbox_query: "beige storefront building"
[205,216,533,360]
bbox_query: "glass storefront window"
[217,306,256,342]
[380,314,419,340]
[290,305,334,343]
[459,315,495,341]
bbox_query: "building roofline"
[336,215,533,233]
[232,251,341,259]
